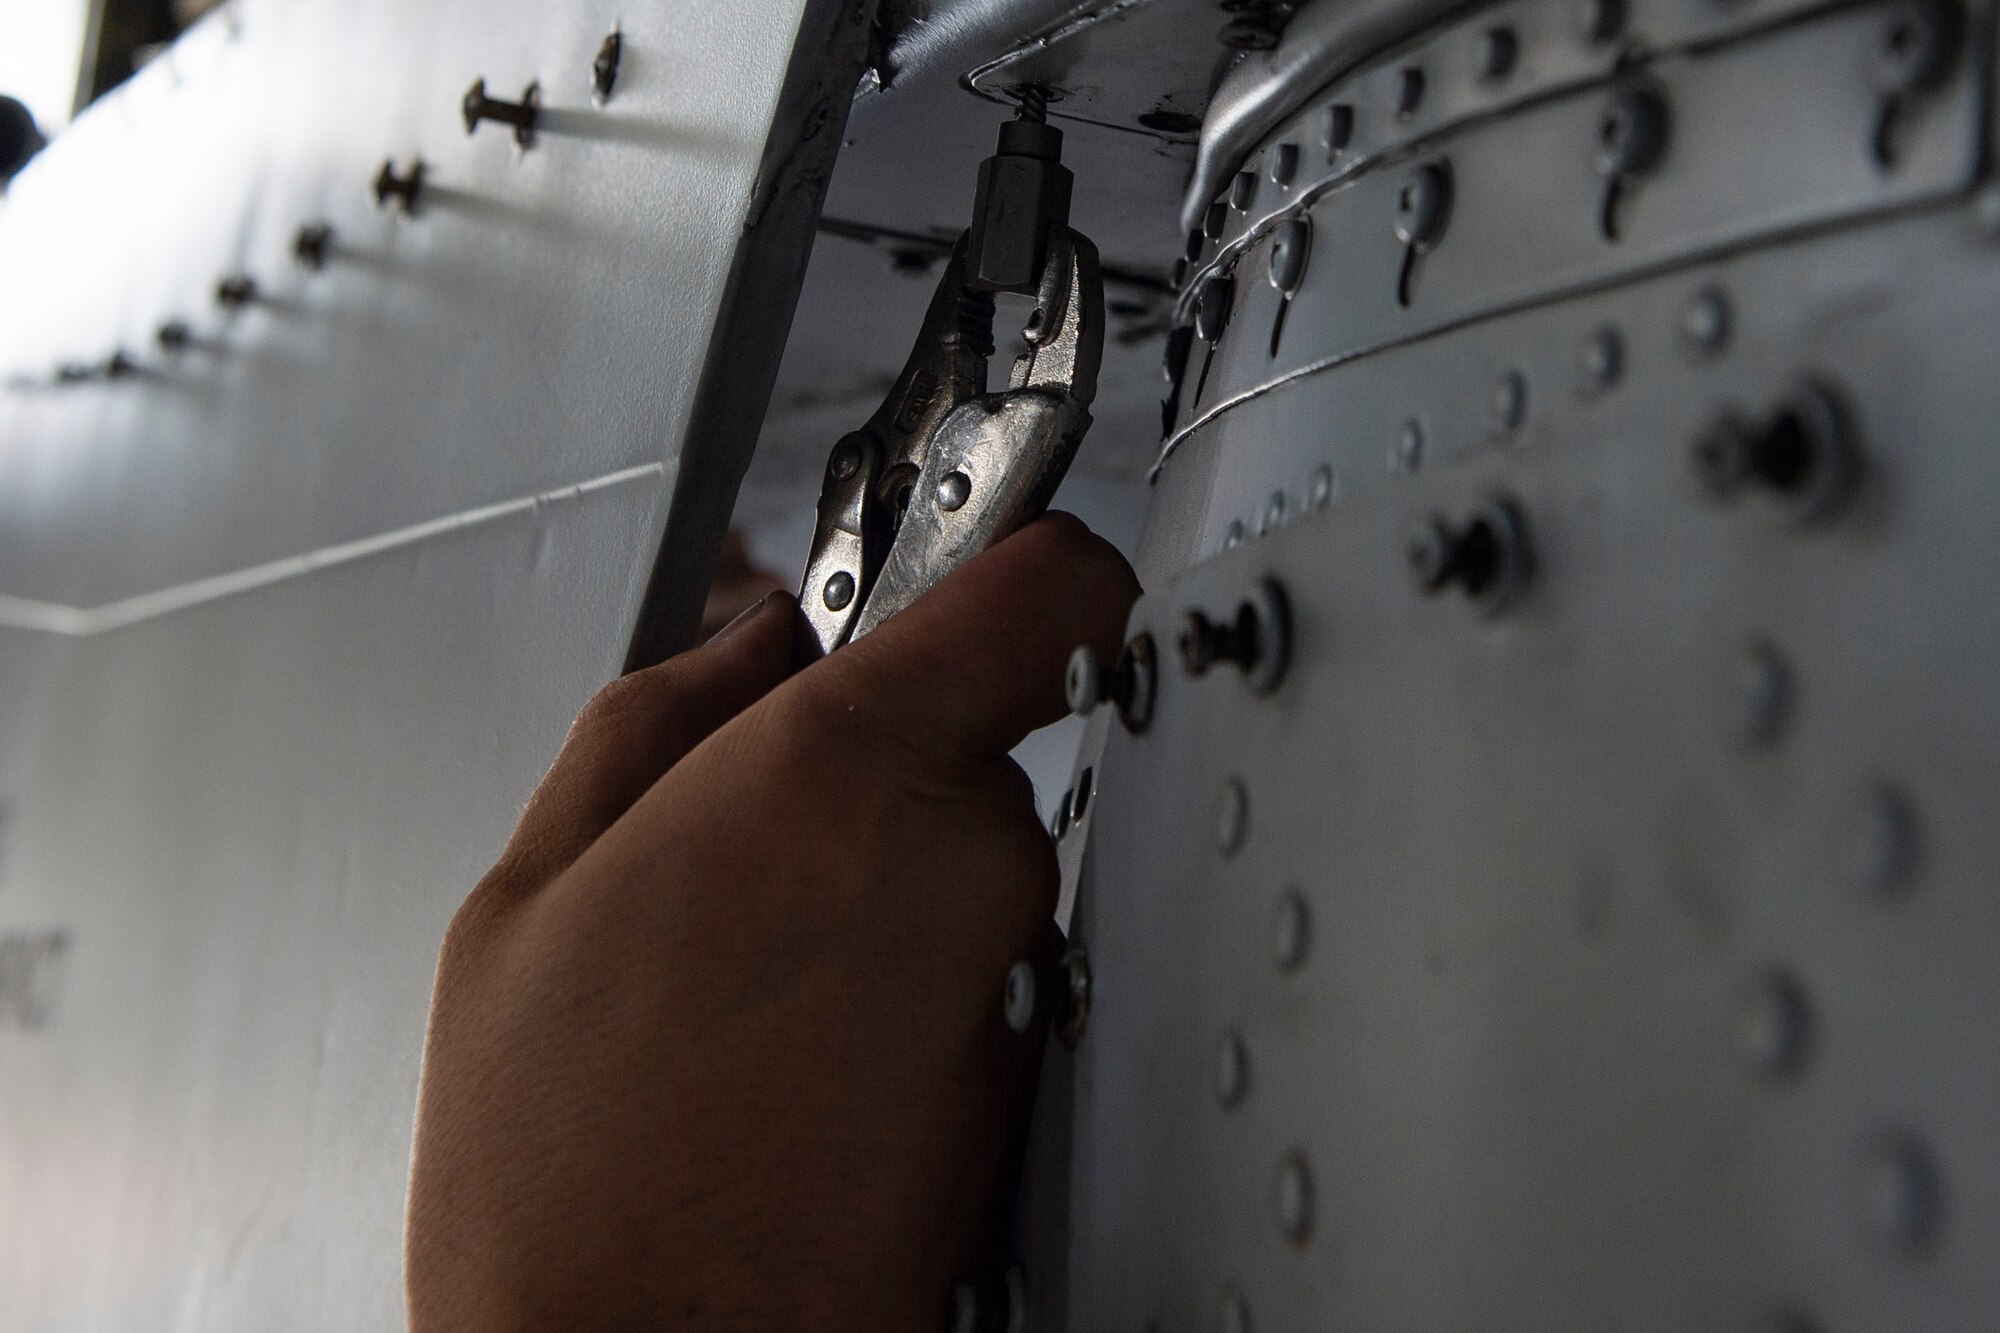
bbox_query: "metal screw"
[373,158,426,215]
[293,222,334,272]
[1266,216,1311,296]
[822,570,856,612]
[937,470,972,512]
[1731,969,1810,1078]
[463,78,542,146]
[1852,1132,1943,1253]
[1680,286,1731,355]
[1486,370,1528,433]
[1309,465,1335,509]
[1476,26,1519,81]
[1215,1028,1249,1107]
[1272,888,1310,971]
[1407,496,1532,612]
[1577,325,1623,396]
[1215,777,1248,855]
[1835,780,1918,897]
[592,29,623,104]
[1178,579,1291,694]
[215,275,257,311]
[1274,1151,1314,1242]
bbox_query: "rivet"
[1596,84,1669,180]
[1476,26,1519,81]
[591,29,623,104]
[822,570,856,612]
[1308,465,1335,509]
[1003,961,1038,1033]
[1216,777,1248,854]
[1732,638,1792,745]
[1216,1287,1250,1333]
[937,470,972,511]
[1408,495,1533,613]
[1394,66,1425,120]
[1260,491,1287,534]
[1870,0,1962,97]
[828,434,864,481]
[1266,216,1311,296]
[292,222,334,272]
[1196,274,1234,343]
[1204,200,1229,240]
[1486,370,1528,434]
[1215,1028,1249,1107]
[1224,518,1246,550]
[1274,1151,1314,1242]
[1834,780,1919,897]
[373,158,426,215]
[1680,286,1731,354]
[1393,418,1424,472]
[1852,1132,1943,1254]
[156,321,192,354]
[1393,162,1451,248]
[1270,142,1299,185]
[1230,170,1256,211]
[462,78,542,147]
[1272,888,1310,971]
[1577,325,1623,396]
[1326,103,1356,155]
[1184,229,1206,263]
[215,275,258,311]
[1731,969,1810,1078]
[1578,0,1626,44]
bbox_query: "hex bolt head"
[1393,162,1452,249]
[1266,215,1312,296]
[821,570,856,612]
[1274,1151,1314,1243]
[1731,969,1811,1078]
[1852,1132,1943,1254]
[1215,1028,1250,1107]
[936,470,972,512]
[1872,0,1961,96]
[1596,84,1669,179]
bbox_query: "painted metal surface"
[0,0,813,1324]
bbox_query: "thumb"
[806,512,1141,768]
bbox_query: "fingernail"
[707,590,782,646]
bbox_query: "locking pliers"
[799,112,1104,657]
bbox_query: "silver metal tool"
[798,107,1104,657]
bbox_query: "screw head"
[1215,777,1248,855]
[1731,969,1810,1078]
[1272,888,1311,971]
[937,470,972,512]
[1274,1151,1314,1242]
[1393,162,1451,248]
[822,570,856,612]
[1266,216,1311,296]
[1065,644,1105,716]
[1003,961,1038,1033]
[1215,1028,1249,1107]
[1680,286,1731,354]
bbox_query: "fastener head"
[936,470,972,512]
[1065,644,1105,717]
[1003,961,1038,1034]
[822,570,856,612]
[1596,84,1669,178]
[1872,0,1961,96]
[1266,215,1311,296]
[592,30,623,104]
[1393,161,1451,249]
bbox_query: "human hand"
[405,514,1140,1332]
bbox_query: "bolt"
[1002,951,1090,1045]
[1408,497,1531,611]
[937,470,972,512]
[1476,26,1519,81]
[1178,580,1290,693]
[1215,777,1248,855]
[1577,325,1623,395]
[592,29,623,103]
[1215,1028,1249,1107]
[1272,888,1311,971]
[463,78,542,146]
[1852,1132,1943,1253]
[215,275,257,311]
[373,158,426,215]
[1731,969,1810,1078]
[1486,370,1528,433]
[1309,464,1334,509]
[293,222,334,271]
[156,320,192,354]
[1266,215,1311,296]
[1274,1151,1314,1242]
[822,570,856,612]
[1680,286,1731,355]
